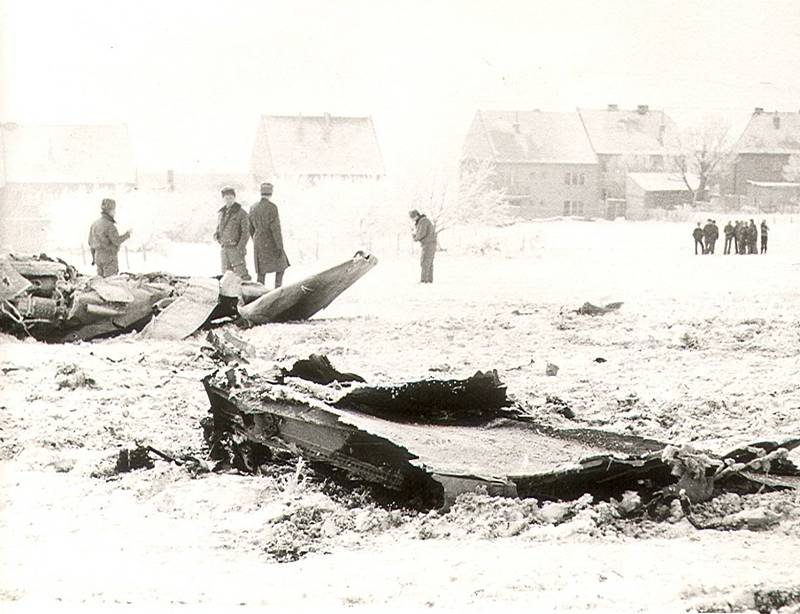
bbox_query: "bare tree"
[424,159,510,238]
[676,117,734,203]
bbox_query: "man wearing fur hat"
[409,209,436,283]
[214,186,250,280]
[249,182,290,287]
[88,198,131,277]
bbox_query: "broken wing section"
[238,251,378,324]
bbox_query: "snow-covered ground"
[1,219,799,611]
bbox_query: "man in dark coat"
[249,182,290,287]
[734,221,745,254]
[702,219,718,254]
[213,187,250,280]
[747,219,758,254]
[760,220,769,253]
[723,221,734,255]
[88,198,131,277]
[692,222,704,255]
[409,209,436,283]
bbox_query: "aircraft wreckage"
[200,333,800,513]
[0,251,377,342]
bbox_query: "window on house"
[563,201,571,216]
[564,173,571,185]
[579,173,585,185]
[571,173,578,185]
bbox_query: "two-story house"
[577,105,681,210]
[461,110,600,218]
[730,108,800,195]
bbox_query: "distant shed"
[626,172,698,220]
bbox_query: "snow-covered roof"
[627,172,699,192]
[252,114,385,177]
[0,123,136,185]
[733,111,800,154]
[462,110,598,164]
[577,107,680,155]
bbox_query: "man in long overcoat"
[249,182,290,287]
[213,186,250,280]
[409,209,436,283]
[88,198,131,277]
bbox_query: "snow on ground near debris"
[1,220,799,609]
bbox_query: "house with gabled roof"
[730,108,800,195]
[0,123,137,250]
[577,105,681,203]
[251,114,385,182]
[462,110,600,218]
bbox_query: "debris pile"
[575,301,623,316]
[198,334,800,517]
[55,363,97,390]
[0,251,378,342]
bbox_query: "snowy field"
[1,219,800,612]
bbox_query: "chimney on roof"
[773,113,781,129]
[658,124,665,145]
[607,104,618,111]
[513,111,520,133]
[637,104,649,115]
[753,107,764,115]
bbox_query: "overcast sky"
[2,0,799,173]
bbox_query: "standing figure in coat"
[747,219,758,254]
[409,209,436,283]
[692,222,704,255]
[760,220,769,254]
[88,198,131,277]
[723,221,734,255]
[249,182,290,287]
[213,186,250,280]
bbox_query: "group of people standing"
[213,183,290,287]
[88,185,436,286]
[692,218,769,255]
[88,183,290,286]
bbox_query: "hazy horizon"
[2,0,799,174]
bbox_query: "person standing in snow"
[409,209,436,283]
[702,219,718,254]
[249,182,290,287]
[723,221,734,255]
[692,222,704,255]
[734,221,745,254]
[760,220,769,253]
[214,186,250,280]
[747,219,758,254]
[88,198,131,277]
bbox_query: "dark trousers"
[420,243,435,283]
[761,237,768,254]
[706,239,716,254]
[694,238,703,255]
[723,236,733,254]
